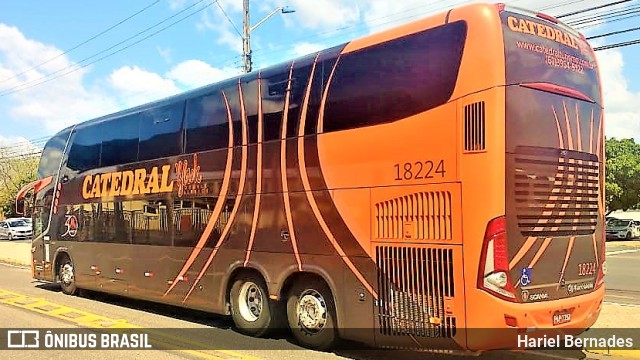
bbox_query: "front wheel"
[58,255,77,295]
[230,274,283,337]
[287,278,338,350]
[7,233,12,241]
[626,232,632,240]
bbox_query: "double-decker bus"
[17,3,605,351]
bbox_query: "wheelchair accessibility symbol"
[520,268,532,287]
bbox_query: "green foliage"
[605,137,640,212]
[0,150,39,218]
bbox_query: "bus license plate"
[552,311,571,326]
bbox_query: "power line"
[0,0,216,97]
[588,25,640,40]
[0,0,161,85]
[594,38,640,51]
[566,5,640,26]
[557,0,631,18]
[215,1,242,37]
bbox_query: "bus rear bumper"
[466,286,605,351]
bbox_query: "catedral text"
[507,16,578,50]
[82,165,174,199]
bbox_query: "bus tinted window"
[501,12,600,103]
[138,103,185,161]
[101,114,140,167]
[67,125,103,172]
[324,21,467,132]
[262,64,292,141]
[38,129,71,178]
[185,92,229,152]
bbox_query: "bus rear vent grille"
[376,246,456,338]
[375,191,452,240]
[513,146,599,237]
[464,101,486,151]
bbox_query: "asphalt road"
[0,263,602,360]
[604,240,640,305]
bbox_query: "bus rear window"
[501,11,600,103]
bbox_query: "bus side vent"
[464,101,486,152]
[376,246,456,338]
[375,191,452,240]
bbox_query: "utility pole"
[242,0,251,73]
[240,1,294,74]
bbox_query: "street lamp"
[242,1,295,73]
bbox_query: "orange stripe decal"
[552,106,565,149]
[164,90,235,297]
[244,74,264,267]
[557,236,575,289]
[184,86,249,302]
[589,108,594,154]
[592,233,599,266]
[508,236,537,270]
[528,237,552,268]
[562,101,574,150]
[575,103,582,151]
[596,111,603,156]
[316,55,341,133]
[280,61,303,271]
[298,55,378,299]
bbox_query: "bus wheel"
[58,255,77,295]
[286,278,337,350]
[230,274,280,337]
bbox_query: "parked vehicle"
[606,219,640,240]
[0,219,33,241]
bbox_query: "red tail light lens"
[478,216,517,301]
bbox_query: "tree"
[0,150,39,218]
[605,137,640,212]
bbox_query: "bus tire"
[58,255,77,295]
[286,278,337,350]
[230,274,281,337]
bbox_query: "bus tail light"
[478,216,516,301]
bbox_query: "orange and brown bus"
[17,2,605,351]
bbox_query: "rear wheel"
[287,278,337,350]
[58,255,77,295]
[626,232,632,240]
[230,274,283,337]
[7,233,12,241]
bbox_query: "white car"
[606,219,640,240]
[0,219,32,241]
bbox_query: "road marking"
[0,288,259,360]
[605,249,640,256]
[587,349,640,359]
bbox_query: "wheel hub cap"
[238,282,263,322]
[61,264,74,285]
[297,290,327,331]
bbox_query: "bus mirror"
[15,198,25,216]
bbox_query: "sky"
[0,0,639,151]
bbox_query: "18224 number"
[394,160,446,181]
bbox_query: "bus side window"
[261,64,291,142]
[185,92,228,153]
[323,21,467,132]
[138,102,185,161]
[101,114,140,167]
[67,125,103,173]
